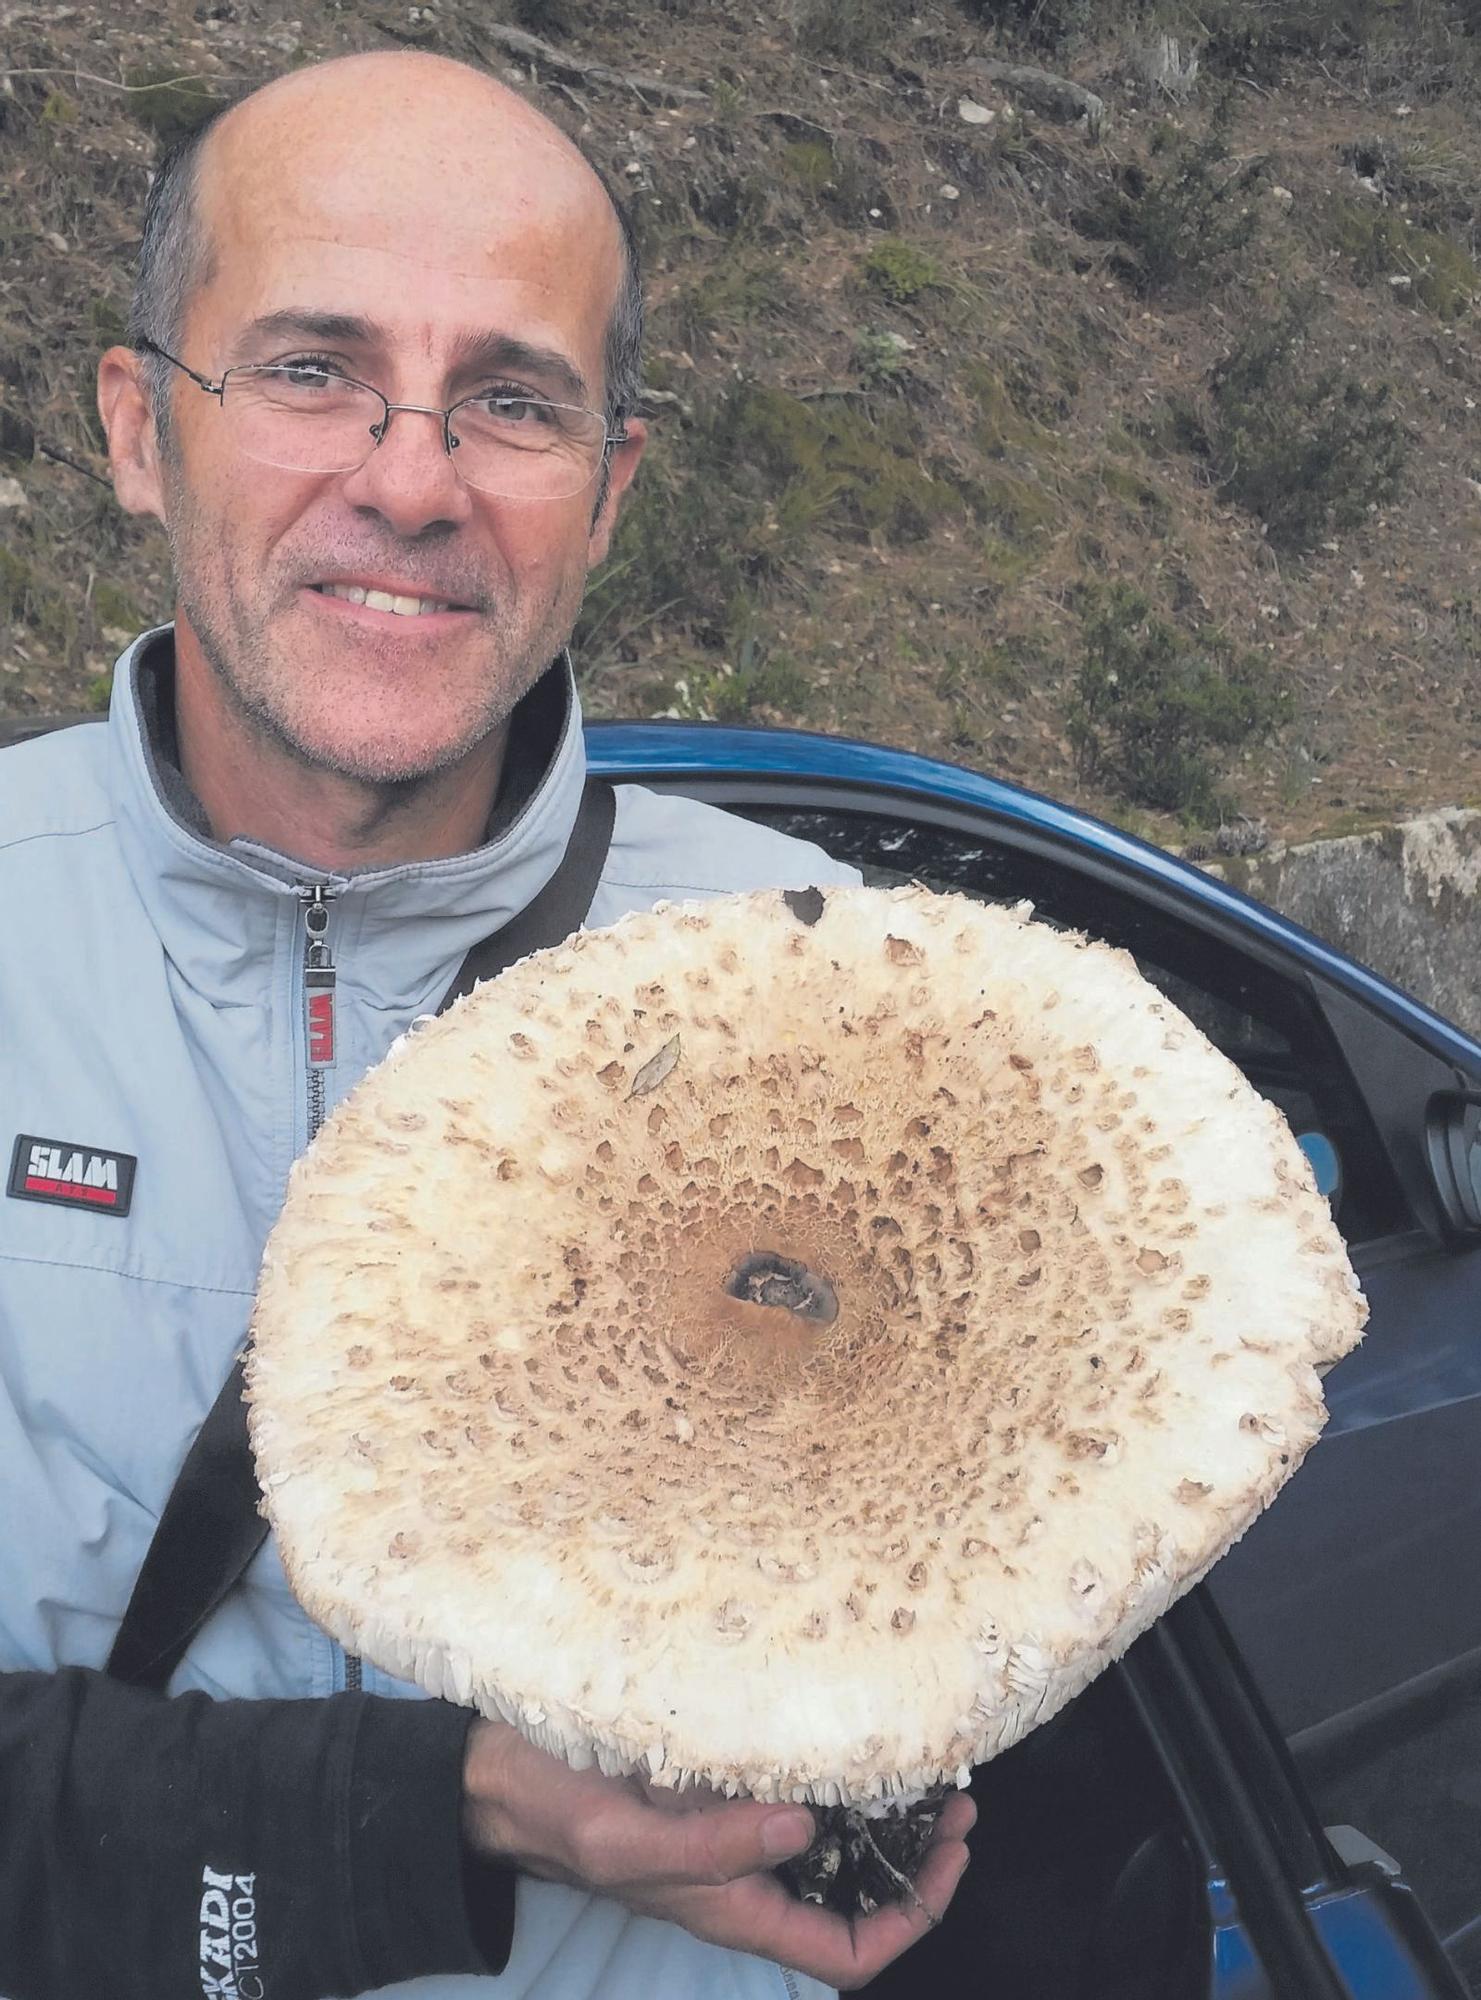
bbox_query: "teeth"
[318,583,451,616]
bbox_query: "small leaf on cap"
[629,1034,682,1098]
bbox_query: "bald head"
[129,50,642,436]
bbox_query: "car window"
[734,802,1409,1245]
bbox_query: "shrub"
[860,238,943,305]
[574,399,767,668]
[1193,0,1397,77]
[954,0,1101,52]
[724,383,969,541]
[668,253,787,351]
[853,328,912,390]
[1074,100,1264,295]
[1207,303,1408,549]
[665,633,812,723]
[1066,584,1292,817]
[779,140,836,199]
[791,0,892,62]
[575,382,974,679]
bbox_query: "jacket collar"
[106,625,589,1008]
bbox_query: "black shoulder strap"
[438,777,615,1009]
[106,778,616,1689]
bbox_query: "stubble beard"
[166,499,585,791]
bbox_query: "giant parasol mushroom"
[247,885,1365,1906]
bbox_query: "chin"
[278,705,498,788]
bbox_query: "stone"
[1203,809,1481,1038]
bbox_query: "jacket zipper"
[297,883,362,1694]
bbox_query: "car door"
[591,727,1481,1995]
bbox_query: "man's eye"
[272,356,342,390]
[477,389,556,425]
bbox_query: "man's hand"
[462,1719,974,1992]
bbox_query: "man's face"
[134,78,642,786]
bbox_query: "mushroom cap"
[247,886,1366,1806]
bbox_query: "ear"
[97,345,169,524]
[586,416,647,568]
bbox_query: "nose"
[339,401,475,538]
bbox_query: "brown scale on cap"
[248,886,1366,1809]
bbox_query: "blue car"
[9,706,1480,1999]
[587,719,1481,2000]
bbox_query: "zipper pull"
[301,884,337,1070]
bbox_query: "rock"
[1201,809,1481,1038]
[966,57,1107,139]
[0,474,26,510]
[957,97,995,125]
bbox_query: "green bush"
[779,140,836,199]
[665,634,812,723]
[853,328,916,390]
[727,382,972,540]
[575,381,974,678]
[860,238,943,306]
[1207,302,1408,549]
[1066,584,1292,817]
[792,0,892,62]
[1075,101,1264,295]
[954,0,1102,52]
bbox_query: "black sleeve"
[0,1668,517,2000]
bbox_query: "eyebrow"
[229,310,592,406]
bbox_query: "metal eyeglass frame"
[133,336,628,487]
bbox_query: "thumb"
[596,1796,815,1889]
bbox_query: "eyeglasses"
[135,337,626,501]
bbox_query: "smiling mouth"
[310,582,471,618]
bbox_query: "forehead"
[189,83,622,376]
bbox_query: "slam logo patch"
[7,1133,136,1217]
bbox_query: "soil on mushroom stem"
[782,1794,950,1918]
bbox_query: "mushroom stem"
[780,1792,949,1917]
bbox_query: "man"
[0,49,972,2000]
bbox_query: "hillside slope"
[1,0,1477,846]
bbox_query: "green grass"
[1327,199,1480,319]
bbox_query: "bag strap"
[106,778,616,1689]
[437,777,615,1010]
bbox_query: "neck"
[171,624,509,872]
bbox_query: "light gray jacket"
[0,629,851,2000]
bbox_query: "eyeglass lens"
[221,365,606,498]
